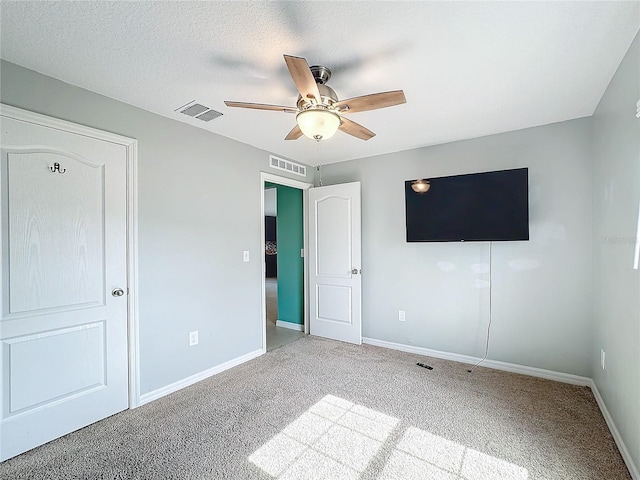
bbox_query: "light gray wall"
[264,188,277,217]
[0,60,313,395]
[592,32,640,472]
[321,118,594,376]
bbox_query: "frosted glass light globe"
[296,109,341,141]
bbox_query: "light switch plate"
[243,250,250,262]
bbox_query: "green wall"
[266,183,304,325]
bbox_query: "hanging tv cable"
[468,241,493,373]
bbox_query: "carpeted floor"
[0,336,631,479]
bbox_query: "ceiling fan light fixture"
[296,109,341,141]
[225,55,406,142]
[411,179,431,193]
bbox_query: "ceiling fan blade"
[334,90,406,114]
[339,117,376,141]
[284,55,321,104]
[285,124,303,140]
[224,101,297,113]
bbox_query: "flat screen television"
[405,168,529,242]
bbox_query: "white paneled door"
[0,108,130,460]
[309,182,362,344]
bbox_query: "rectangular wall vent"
[269,155,307,177]
[176,101,223,122]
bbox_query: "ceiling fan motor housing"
[310,65,332,84]
[297,83,338,111]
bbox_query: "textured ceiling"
[1,1,638,166]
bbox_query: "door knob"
[112,288,125,297]
[351,268,360,275]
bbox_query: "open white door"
[308,182,362,344]
[0,107,130,460]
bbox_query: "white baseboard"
[590,381,639,479]
[138,349,263,406]
[276,320,304,331]
[362,337,591,386]
[363,336,637,478]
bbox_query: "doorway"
[260,173,311,352]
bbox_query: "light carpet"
[0,336,631,479]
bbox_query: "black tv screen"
[405,168,529,242]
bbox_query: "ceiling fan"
[224,54,406,142]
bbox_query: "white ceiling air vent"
[176,101,223,122]
[269,155,307,177]
[196,109,223,121]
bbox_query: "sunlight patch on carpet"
[381,426,528,479]
[249,394,397,478]
[249,394,528,479]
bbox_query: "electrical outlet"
[601,349,606,370]
[243,250,250,262]
[189,330,199,346]
[399,310,406,322]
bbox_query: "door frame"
[260,172,312,352]
[0,104,141,408]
